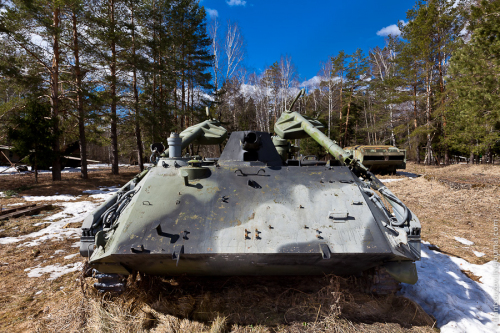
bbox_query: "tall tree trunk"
[438,46,449,166]
[343,88,353,146]
[425,70,432,166]
[130,3,143,172]
[34,153,38,184]
[158,14,164,133]
[110,0,119,175]
[181,37,186,129]
[413,83,420,164]
[72,9,87,179]
[328,79,332,138]
[51,6,62,181]
[364,100,370,144]
[338,77,343,143]
[152,5,158,138]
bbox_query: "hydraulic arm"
[274,89,419,231]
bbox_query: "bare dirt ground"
[0,162,497,332]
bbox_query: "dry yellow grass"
[389,162,500,264]
[28,273,435,333]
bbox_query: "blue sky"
[201,0,417,82]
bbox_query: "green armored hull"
[80,90,421,292]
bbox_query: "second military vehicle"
[343,145,406,175]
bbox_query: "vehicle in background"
[343,145,406,175]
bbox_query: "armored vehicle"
[80,90,421,293]
[343,145,406,175]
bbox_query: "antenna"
[288,88,305,112]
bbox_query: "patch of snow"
[455,236,474,246]
[64,253,78,260]
[0,164,134,176]
[84,186,119,200]
[35,290,43,295]
[0,201,99,246]
[33,222,49,227]
[0,192,4,197]
[83,186,118,197]
[25,262,83,280]
[72,241,80,248]
[473,251,486,258]
[381,178,408,183]
[7,202,25,206]
[23,194,77,201]
[54,250,65,254]
[87,164,110,169]
[0,166,16,175]
[400,242,499,332]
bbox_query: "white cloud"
[227,0,246,6]
[376,24,401,37]
[300,76,324,89]
[206,8,218,19]
[300,75,342,89]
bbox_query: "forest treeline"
[0,0,498,181]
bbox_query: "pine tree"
[401,0,464,164]
[392,34,425,163]
[0,0,66,180]
[7,101,57,183]
[87,0,129,175]
[65,0,90,179]
[447,0,500,162]
[342,49,368,147]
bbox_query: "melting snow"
[64,253,78,260]
[474,251,486,258]
[23,194,78,201]
[400,242,499,332]
[381,178,415,183]
[455,236,474,246]
[0,164,141,176]
[25,262,83,280]
[0,201,99,246]
[0,164,111,176]
[83,186,119,200]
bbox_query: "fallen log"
[0,204,53,221]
